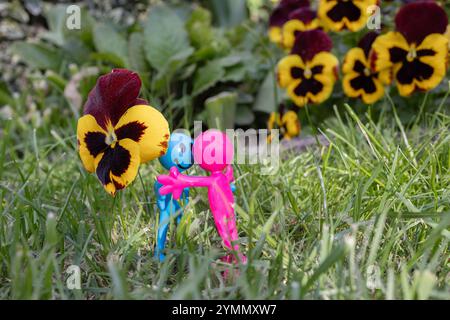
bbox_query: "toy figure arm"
[157,167,212,200]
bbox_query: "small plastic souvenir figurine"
[154,132,193,261]
[157,129,246,263]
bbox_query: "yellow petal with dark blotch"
[114,105,170,163]
[286,79,307,107]
[283,20,307,49]
[319,0,377,32]
[343,48,367,75]
[109,139,141,193]
[378,68,392,86]
[93,138,140,196]
[342,73,361,99]
[415,34,449,91]
[269,27,283,46]
[77,114,107,173]
[310,52,339,75]
[371,32,409,72]
[268,112,281,131]
[285,52,338,107]
[308,73,335,104]
[277,55,305,88]
[360,78,385,105]
[342,48,386,104]
[318,0,341,32]
[281,111,300,139]
[445,25,450,59]
[396,80,416,97]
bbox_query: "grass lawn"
[1,93,449,299]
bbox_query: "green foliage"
[206,0,248,28]
[127,33,149,74]
[93,23,128,67]
[205,91,237,130]
[193,60,226,96]
[11,42,62,71]
[253,71,284,114]
[9,2,273,129]
[143,4,194,73]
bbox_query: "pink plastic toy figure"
[157,129,246,263]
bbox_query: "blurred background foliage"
[1,0,277,132]
[1,0,449,134]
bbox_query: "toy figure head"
[159,132,193,172]
[193,129,234,172]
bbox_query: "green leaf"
[128,32,148,73]
[205,92,237,130]
[235,105,255,126]
[152,47,195,93]
[186,6,214,48]
[62,37,92,64]
[92,23,127,66]
[11,42,62,70]
[192,60,225,96]
[143,4,193,72]
[253,71,284,113]
[90,52,125,68]
[216,54,243,67]
[0,81,14,107]
[208,0,248,28]
[42,5,67,46]
[222,63,247,82]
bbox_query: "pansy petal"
[283,7,320,48]
[358,32,379,57]
[394,33,449,96]
[445,25,450,56]
[270,0,310,27]
[395,1,448,44]
[114,105,170,163]
[285,51,338,107]
[283,20,308,49]
[286,80,308,107]
[343,74,361,99]
[277,55,305,88]
[268,112,281,131]
[83,69,144,129]
[318,0,376,32]
[343,48,367,74]
[417,33,448,78]
[268,27,283,45]
[310,51,339,75]
[291,30,333,61]
[281,111,301,139]
[308,73,335,104]
[77,114,107,173]
[343,73,384,104]
[109,139,141,193]
[371,32,410,72]
[94,138,140,196]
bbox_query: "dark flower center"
[388,46,437,85]
[327,0,361,23]
[290,64,326,97]
[96,144,131,189]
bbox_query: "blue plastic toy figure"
[154,132,193,261]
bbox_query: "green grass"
[0,96,449,300]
